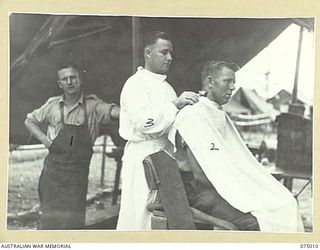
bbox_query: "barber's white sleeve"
[121,78,179,134]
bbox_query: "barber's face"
[209,67,236,105]
[145,38,173,74]
[57,67,82,96]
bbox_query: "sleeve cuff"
[26,113,41,125]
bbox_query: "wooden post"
[292,26,304,104]
[289,25,305,115]
[132,17,141,73]
[100,135,107,187]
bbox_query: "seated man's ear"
[206,76,214,88]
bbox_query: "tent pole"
[292,26,304,104]
[289,25,305,115]
[132,17,141,73]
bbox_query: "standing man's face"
[145,38,173,74]
[209,66,236,105]
[57,67,82,96]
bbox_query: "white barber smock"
[168,97,304,232]
[117,67,178,230]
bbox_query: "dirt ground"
[7,136,118,229]
[6,136,313,231]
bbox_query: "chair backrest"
[143,150,240,231]
[143,150,196,230]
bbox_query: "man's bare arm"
[24,118,52,148]
[110,105,120,120]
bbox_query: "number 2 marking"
[144,118,155,128]
[210,143,219,151]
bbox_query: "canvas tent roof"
[222,100,251,114]
[223,87,279,119]
[267,89,313,110]
[9,14,313,144]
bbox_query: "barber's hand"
[173,91,199,109]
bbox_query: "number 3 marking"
[144,118,155,128]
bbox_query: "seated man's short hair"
[201,60,240,82]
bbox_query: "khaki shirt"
[26,94,116,144]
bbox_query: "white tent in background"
[267,89,313,117]
[224,87,280,127]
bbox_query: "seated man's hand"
[147,203,164,212]
[43,138,53,149]
[173,91,199,109]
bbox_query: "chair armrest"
[143,156,160,190]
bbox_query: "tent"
[9,14,313,144]
[223,87,279,126]
[267,89,313,111]
[224,87,278,115]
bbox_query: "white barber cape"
[117,67,178,230]
[169,96,304,232]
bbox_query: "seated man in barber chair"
[145,60,304,232]
[174,130,260,231]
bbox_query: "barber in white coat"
[117,31,199,230]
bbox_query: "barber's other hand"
[173,91,199,109]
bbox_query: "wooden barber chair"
[143,150,238,230]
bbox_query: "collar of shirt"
[137,66,167,81]
[58,93,84,104]
[58,93,84,113]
